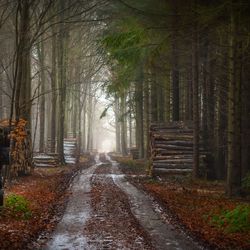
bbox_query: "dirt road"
[44,154,202,250]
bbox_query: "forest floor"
[44,154,200,250]
[0,156,92,250]
[114,155,250,250]
[1,154,249,249]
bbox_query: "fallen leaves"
[0,165,82,250]
[143,181,250,249]
[84,170,152,249]
[114,156,250,249]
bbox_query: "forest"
[0,0,249,249]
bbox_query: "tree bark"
[171,1,180,121]
[144,74,150,158]
[87,91,93,152]
[135,67,144,158]
[38,38,45,152]
[115,96,121,153]
[227,1,242,196]
[57,0,68,164]
[192,0,200,178]
[15,0,31,126]
[120,93,127,156]
[150,72,158,122]
[50,23,57,153]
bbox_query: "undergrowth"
[210,205,250,233]
[117,157,148,173]
[5,193,32,219]
[242,173,250,191]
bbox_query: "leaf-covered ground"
[115,155,250,250]
[83,163,153,249]
[0,160,89,250]
[143,180,250,249]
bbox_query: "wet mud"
[44,154,202,250]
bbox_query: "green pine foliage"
[103,24,145,63]
[101,18,148,94]
[242,173,250,191]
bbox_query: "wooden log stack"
[34,134,77,167]
[33,153,59,167]
[64,138,77,164]
[150,121,205,175]
[0,119,33,178]
[46,137,57,154]
[129,148,139,160]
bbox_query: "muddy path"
[44,154,202,250]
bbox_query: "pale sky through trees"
[94,89,116,152]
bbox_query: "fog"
[93,91,116,153]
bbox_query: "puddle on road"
[107,155,202,250]
[83,174,153,249]
[43,154,203,250]
[47,233,89,250]
[44,164,98,250]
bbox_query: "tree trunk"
[82,104,86,152]
[165,75,171,122]
[215,42,228,180]
[135,67,144,158]
[157,78,164,122]
[50,24,57,153]
[38,38,45,152]
[87,91,93,152]
[150,72,158,123]
[227,1,242,196]
[171,1,180,121]
[115,97,121,153]
[0,74,2,120]
[144,74,150,158]
[192,0,200,178]
[77,75,81,159]
[128,88,133,148]
[241,48,250,179]
[15,0,31,126]
[57,0,68,164]
[120,94,127,156]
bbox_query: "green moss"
[5,193,32,219]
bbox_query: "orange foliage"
[7,119,29,161]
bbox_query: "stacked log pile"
[46,138,56,154]
[129,148,139,160]
[34,134,77,167]
[150,122,205,174]
[37,135,77,166]
[33,154,59,167]
[0,119,33,178]
[64,138,77,164]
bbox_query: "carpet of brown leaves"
[83,164,153,249]
[0,163,84,250]
[115,156,250,250]
[143,180,250,249]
